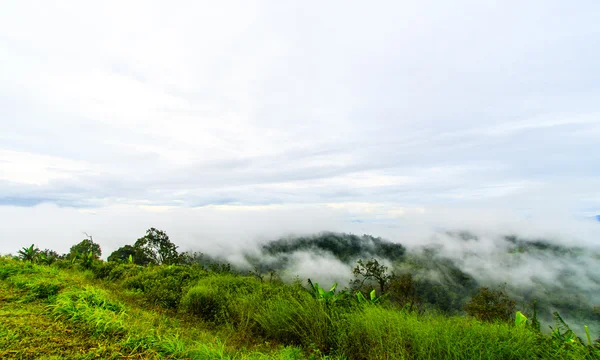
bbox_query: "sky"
[1,1,599,253]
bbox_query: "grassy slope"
[0,260,302,359]
[0,258,598,360]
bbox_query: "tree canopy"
[69,237,102,259]
[134,228,180,265]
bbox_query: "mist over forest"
[2,203,599,340]
[187,228,598,338]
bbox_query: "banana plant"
[550,312,580,345]
[38,249,59,265]
[356,289,382,305]
[307,279,345,305]
[18,244,40,263]
[515,311,527,327]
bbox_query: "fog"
[1,202,598,258]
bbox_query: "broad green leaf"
[318,287,325,298]
[329,283,338,293]
[515,311,527,327]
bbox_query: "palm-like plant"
[18,244,40,263]
[356,289,382,305]
[308,279,347,306]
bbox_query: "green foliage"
[387,272,423,312]
[464,285,516,323]
[8,274,63,301]
[355,289,383,305]
[38,249,61,265]
[134,227,181,265]
[335,306,546,359]
[48,287,128,337]
[107,244,154,266]
[2,240,600,360]
[255,290,338,352]
[91,261,141,281]
[181,284,223,322]
[124,264,204,308]
[69,237,102,260]
[0,257,309,359]
[18,244,41,263]
[307,280,353,308]
[550,311,580,345]
[351,258,394,293]
[181,274,282,331]
[515,311,528,327]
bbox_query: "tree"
[107,244,153,265]
[388,273,422,312]
[351,258,394,294]
[464,285,516,322]
[69,234,102,260]
[18,244,40,263]
[134,228,180,265]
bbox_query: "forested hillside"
[1,229,599,359]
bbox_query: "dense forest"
[1,229,599,359]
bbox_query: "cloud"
[0,1,599,214]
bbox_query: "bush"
[108,263,142,281]
[52,259,75,270]
[180,285,223,322]
[464,285,516,323]
[123,265,205,309]
[91,261,118,279]
[181,274,273,328]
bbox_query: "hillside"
[1,231,599,359]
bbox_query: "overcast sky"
[1,1,599,251]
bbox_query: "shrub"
[464,285,516,323]
[181,274,273,328]
[180,285,223,322]
[123,265,205,308]
[91,261,118,279]
[108,263,142,281]
[52,259,75,270]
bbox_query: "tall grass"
[333,306,598,359]
[2,256,598,359]
[48,286,128,337]
[255,291,339,352]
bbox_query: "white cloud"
[0,150,93,185]
[0,1,598,217]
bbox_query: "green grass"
[1,257,598,359]
[0,258,305,359]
